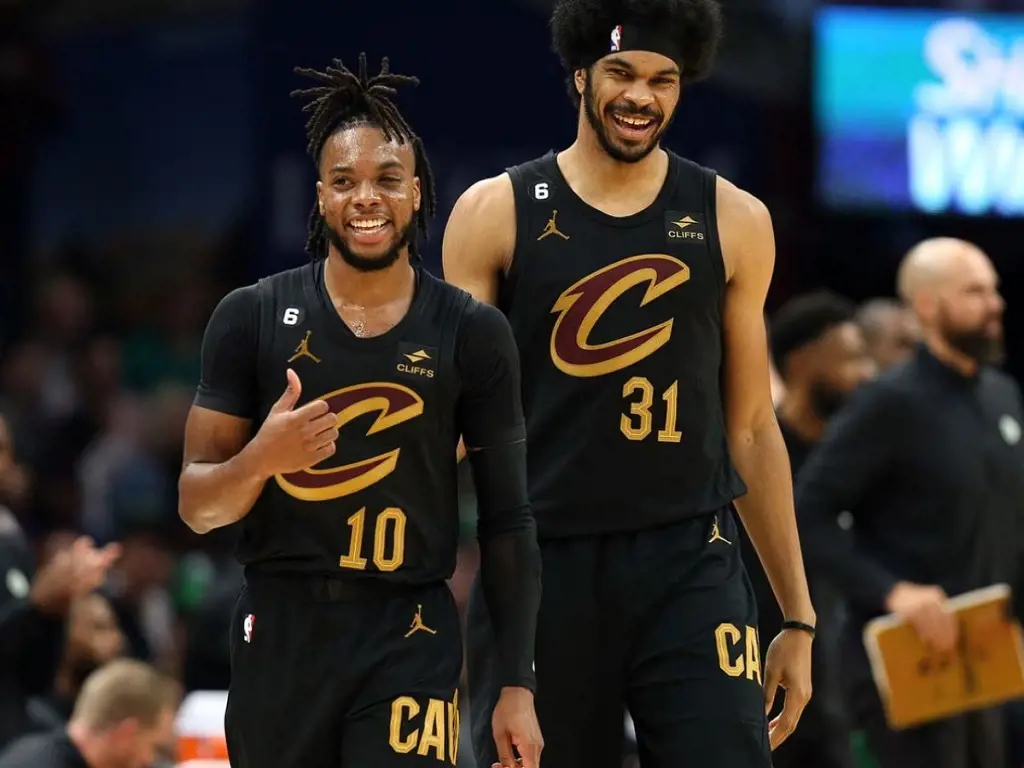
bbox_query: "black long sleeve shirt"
[796,345,1024,624]
[0,523,65,749]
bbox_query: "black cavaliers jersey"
[499,151,746,536]
[196,264,480,583]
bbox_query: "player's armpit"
[442,173,517,306]
[178,405,264,535]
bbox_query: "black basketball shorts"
[225,572,462,768]
[467,509,771,768]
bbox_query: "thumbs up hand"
[251,369,339,477]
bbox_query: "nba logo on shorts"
[243,613,255,644]
[610,25,622,52]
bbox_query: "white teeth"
[350,218,387,230]
[614,115,652,127]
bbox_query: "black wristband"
[781,620,816,638]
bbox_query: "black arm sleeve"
[796,382,906,610]
[456,301,541,691]
[193,284,261,418]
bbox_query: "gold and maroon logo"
[275,382,424,502]
[549,254,690,378]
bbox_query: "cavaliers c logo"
[276,382,424,502]
[550,254,690,378]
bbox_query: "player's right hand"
[884,581,957,653]
[251,368,338,476]
[491,687,543,768]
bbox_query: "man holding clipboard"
[796,238,1024,768]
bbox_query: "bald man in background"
[855,298,920,372]
[796,238,1024,768]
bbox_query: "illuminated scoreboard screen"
[814,6,1024,217]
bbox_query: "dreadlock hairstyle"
[290,53,436,260]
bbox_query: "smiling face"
[315,122,421,271]
[577,50,682,163]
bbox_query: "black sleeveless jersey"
[200,264,473,582]
[498,151,746,537]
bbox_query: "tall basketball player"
[444,1,815,766]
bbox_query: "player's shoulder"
[424,274,510,342]
[450,171,515,222]
[713,173,773,282]
[450,152,555,216]
[420,269,492,324]
[256,261,316,298]
[208,280,260,329]
[207,262,316,333]
[714,173,771,230]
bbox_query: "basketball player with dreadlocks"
[178,54,542,768]
[444,0,814,766]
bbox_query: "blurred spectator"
[798,239,1018,768]
[121,284,207,394]
[0,659,179,768]
[104,529,176,673]
[29,593,125,730]
[740,291,875,768]
[0,341,48,521]
[34,335,121,532]
[30,274,97,422]
[0,411,119,750]
[855,298,920,373]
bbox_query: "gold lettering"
[745,626,762,684]
[339,507,407,572]
[715,623,744,677]
[389,697,420,754]
[389,695,457,762]
[620,376,654,440]
[715,623,763,682]
[621,377,683,442]
[447,691,460,765]
[417,699,446,759]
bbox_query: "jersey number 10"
[339,507,407,572]
[620,377,682,443]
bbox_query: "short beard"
[945,328,1005,366]
[809,381,847,420]
[325,220,413,273]
[938,303,1005,366]
[582,74,670,164]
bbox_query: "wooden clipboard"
[863,583,1024,730]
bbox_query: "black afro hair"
[550,0,723,104]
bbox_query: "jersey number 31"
[621,377,682,443]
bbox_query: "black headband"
[577,23,686,73]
